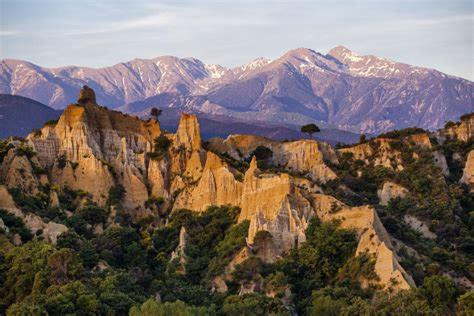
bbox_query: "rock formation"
[461,150,474,191]
[338,138,403,171]
[0,185,67,244]
[439,113,474,142]
[207,135,338,183]
[312,194,415,290]
[377,182,409,206]
[0,87,432,292]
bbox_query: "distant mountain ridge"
[0,94,61,138]
[0,94,359,144]
[1,46,472,134]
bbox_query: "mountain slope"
[0,94,61,138]
[1,46,472,134]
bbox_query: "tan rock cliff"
[312,193,415,290]
[377,181,409,206]
[461,150,474,190]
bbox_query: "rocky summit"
[0,87,473,314]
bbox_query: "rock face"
[0,185,67,244]
[27,87,162,210]
[403,215,436,240]
[170,226,188,273]
[173,151,242,211]
[338,138,403,171]
[0,149,41,194]
[240,157,313,254]
[377,182,409,206]
[440,113,474,142]
[207,135,338,183]
[312,194,415,290]
[461,150,474,190]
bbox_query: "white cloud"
[65,3,271,36]
[0,30,21,36]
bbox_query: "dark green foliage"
[276,218,357,312]
[58,187,88,212]
[144,196,165,215]
[154,135,171,151]
[94,227,145,268]
[57,154,67,169]
[107,185,125,206]
[0,209,33,242]
[0,140,14,163]
[148,135,171,160]
[301,123,320,137]
[252,145,273,161]
[43,119,59,126]
[337,251,379,282]
[130,298,214,316]
[76,205,109,225]
[31,161,47,175]
[8,187,49,215]
[444,121,457,129]
[150,107,162,120]
[207,220,250,277]
[223,293,289,315]
[14,143,36,158]
[421,275,457,313]
[377,126,426,139]
[173,206,240,284]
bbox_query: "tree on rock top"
[150,107,162,121]
[77,85,96,105]
[301,123,320,138]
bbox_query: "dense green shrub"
[0,209,33,242]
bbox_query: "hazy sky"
[1,0,473,80]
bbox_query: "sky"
[1,0,473,80]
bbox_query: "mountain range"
[1,46,472,134]
[0,94,61,138]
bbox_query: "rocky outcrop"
[461,150,474,190]
[432,151,449,176]
[170,226,188,273]
[312,194,415,290]
[377,182,409,206]
[240,158,312,254]
[173,151,242,211]
[170,113,205,182]
[406,133,432,149]
[212,247,252,293]
[27,87,162,210]
[440,113,474,142]
[403,215,436,240]
[207,135,337,183]
[0,185,67,244]
[338,138,403,171]
[0,148,42,194]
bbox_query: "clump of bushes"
[15,143,36,159]
[148,135,171,160]
[377,127,426,139]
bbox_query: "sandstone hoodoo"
[0,87,472,314]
